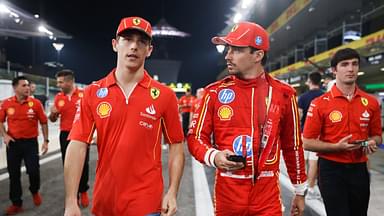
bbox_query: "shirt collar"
[330,84,363,98]
[12,95,32,104]
[105,68,152,89]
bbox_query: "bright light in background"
[34,14,39,18]
[176,83,183,88]
[0,4,10,13]
[38,25,53,35]
[153,75,159,81]
[52,43,64,52]
[233,13,242,23]
[290,83,301,88]
[216,45,225,53]
[357,71,365,76]
[381,67,384,71]
[241,0,254,9]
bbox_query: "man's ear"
[254,50,264,63]
[112,38,117,52]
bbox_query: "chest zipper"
[117,83,138,105]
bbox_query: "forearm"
[41,124,49,140]
[167,143,185,196]
[64,140,87,204]
[303,137,338,153]
[0,123,7,136]
[48,112,59,122]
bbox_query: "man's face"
[332,58,359,85]
[30,83,36,94]
[112,31,153,71]
[14,79,30,98]
[57,76,73,94]
[224,46,259,76]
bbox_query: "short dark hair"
[250,47,268,65]
[55,69,75,81]
[308,71,322,86]
[330,48,360,68]
[12,76,28,87]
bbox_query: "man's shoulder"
[311,91,332,105]
[268,75,296,95]
[205,76,235,92]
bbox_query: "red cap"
[116,17,152,39]
[212,22,269,51]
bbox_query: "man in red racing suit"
[187,21,307,216]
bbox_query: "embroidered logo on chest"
[96,102,112,118]
[329,110,342,123]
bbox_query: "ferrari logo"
[361,97,368,106]
[150,87,160,99]
[133,18,141,26]
[78,92,84,98]
[28,101,34,107]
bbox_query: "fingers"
[340,134,352,143]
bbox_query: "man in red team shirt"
[303,48,382,216]
[64,17,184,216]
[0,76,49,215]
[49,70,90,208]
[188,22,307,216]
[178,88,196,136]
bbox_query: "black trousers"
[181,112,190,137]
[60,131,89,193]
[318,158,370,216]
[6,138,40,206]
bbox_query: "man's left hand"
[161,191,177,216]
[41,141,49,155]
[290,195,305,216]
[363,139,378,155]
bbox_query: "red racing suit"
[187,73,307,216]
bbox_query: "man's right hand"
[214,149,244,171]
[64,202,81,216]
[335,135,361,151]
[3,134,15,147]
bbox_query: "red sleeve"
[36,100,48,124]
[187,90,219,167]
[303,99,322,139]
[162,90,184,144]
[0,101,6,122]
[369,99,382,138]
[68,87,95,143]
[280,93,307,185]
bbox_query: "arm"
[0,123,14,147]
[64,140,88,216]
[48,106,59,122]
[303,135,360,153]
[40,123,49,155]
[161,142,185,216]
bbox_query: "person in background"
[63,17,184,216]
[0,76,49,215]
[188,21,307,216]
[189,88,205,123]
[48,69,90,208]
[303,48,382,216]
[178,88,196,137]
[298,71,323,199]
[30,82,48,110]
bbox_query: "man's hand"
[41,140,49,155]
[49,106,60,122]
[214,149,244,171]
[64,201,81,216]
[161,191,177,216]
[363,139,378,155]
[3,134,15,147]
[290,195,305,216]
[335,135,361,151]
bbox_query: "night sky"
[9,0,236,89]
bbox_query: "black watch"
[45,139,50,143]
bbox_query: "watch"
[45,139,50,143]
[297,188,308,197]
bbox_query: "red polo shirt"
[303,85,382,163]
[69,69,184,215]
[54,88,83,131]
[0,96,48,139]
[179,95,196,113]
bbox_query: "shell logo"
[96,102,112,118]
[329,110,342,123]
[218,105,233,121]
[78,92,84,98]
[7,107,15,115]
[28,101,34,107]
[58,100,65,107]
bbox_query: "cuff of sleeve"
[204,148,220,168]
[293,181,308,195]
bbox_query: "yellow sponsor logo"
[78,92,84,98]
[28,101,34,107]
[329,110,342,123]
[96,102,112,118]
[361,97,368,106]
[150,87,160,99]
[231,24,238,32]
[218,105,233,121]
[58,100,65,107]
[7,107,15,115]
[133,18,141,25]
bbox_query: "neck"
[336,80,355,96]
[237,64,264,80]
[115,66,144,86]
[309,85,320,90]
[66,85,76,95]
[16,94,27,102]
